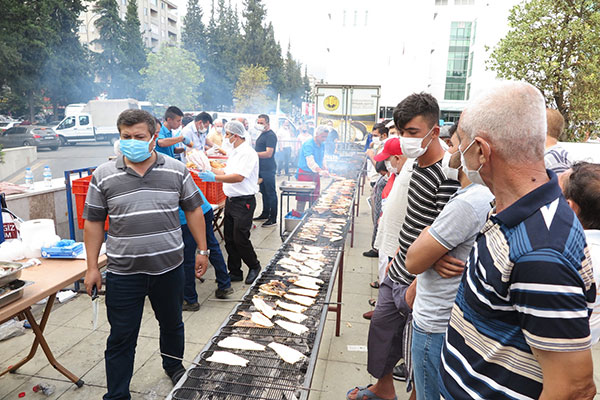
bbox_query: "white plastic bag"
[185,149,210,171]
[0,319,26,341]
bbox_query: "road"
[6,142,115,184]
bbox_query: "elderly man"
[198,121,262,285]
[440,81,596,399]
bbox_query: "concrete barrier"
[0,146,37,180]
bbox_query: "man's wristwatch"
[196,249,210,256]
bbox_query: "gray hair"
[225,120,246,139]
[315,125,330,136]
[460,81,546,163]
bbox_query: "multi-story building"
[291,0,522,122]
[78,0,179,53]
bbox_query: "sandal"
[346,384,397,400]
[368,298,376,307]
[369,281,380,289]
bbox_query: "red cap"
[374,137,402,162]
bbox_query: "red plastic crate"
[191,173,226,204]
[72,175,109,231]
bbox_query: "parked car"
[0,121,19,133]
[0,125,60,150]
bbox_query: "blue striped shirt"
[440,170,595,400]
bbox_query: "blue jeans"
[411,320,445,400]
[258,171,277,221]
[182,209,231,304]
[104,266,185,400]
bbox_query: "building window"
[150,0,157,6]
[122,0,127,5]
[353,10,357,26]
[444,21,473,101]
[365,10,368,26]
[342,10,346,26]
[468,51,474,77]
[161,2,165,9]
[144,7,148,15]
[455,0,474,4]
[435,0,448,5]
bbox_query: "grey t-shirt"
[412,183,494,333]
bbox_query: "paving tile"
[2,375,74,400]
[326,320,370,364]
[318,360,374,399]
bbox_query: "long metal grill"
[170,151,365,400]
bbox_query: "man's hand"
[84,268,102,297]
[405,279,417,310]
[198,171,216,182]
[432,254,465,278]
[318,169,329,177]
[195,254,208,278]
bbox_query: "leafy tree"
[240,0,268,66]
[120,0,146,100]
[182,0,207,60]
[488,0,600,140]
[93,0,126,98]
[140,46,204,110]
[280,43,304,112]
[233,65,271,112]
[42,0,94,120]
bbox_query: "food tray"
[0,261,24,287]
[0,280,33,309]
[279,181,316,193]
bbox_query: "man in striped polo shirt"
[348,93,460,400]
[83,109,209,399]
[440,81,596,399]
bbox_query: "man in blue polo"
[296,125,329,212]
[156,106,191,158]
[440,81,596,399]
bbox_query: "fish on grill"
[252,296,276,318]
[288,287,319,298]
[268,342,307,364]
[275,319,309,335]
[259,280,287,297]
[284,293,315,306]
[251,311,274,327]
[233,319,269,328]
[276,300,307,314]
[207,351,249,367]
[276,310,308,323]
[217,336,266,351]
[288,251,309,262]
[293,279,321,291]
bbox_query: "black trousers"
[224,195,260,277]
[259,171,278,221]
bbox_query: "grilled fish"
[288,288,319,298]
[276,310,308,323]
[268,342,306,364]
[252,296,276,319]
[275,319,309,335]
[276,300,307,314]
[251,312,274,327]
[284,294,315,306]
[207,351,249,367]
[293,279,320,291]
[217,336,265,351]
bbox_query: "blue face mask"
[119,139,153,163]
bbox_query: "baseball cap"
[374,137,402,161]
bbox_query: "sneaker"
[362,249,379,258]
[262,219,277,227]
[253,214,269,221]
[166,366,186,385]
[215,287,234,299]
[392,363,407,382]
[182,301,200,312]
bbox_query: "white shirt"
[586,230,600,344]
[223,140,259,198]
[181,122,207,151]
[374,158,415,257]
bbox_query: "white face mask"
[385,159,398,175]
[216,127,223,133]
[459,139,486,186]
[400,126,435,159]
[255,123,265,132]
[441,151,459,181]
[372,137,380,146]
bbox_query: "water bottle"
[43,165,52,187]
[24,168,34,189]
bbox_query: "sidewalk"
[1,177,599,399]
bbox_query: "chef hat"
[225,120,246,139]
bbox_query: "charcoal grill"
[168,153,364,400]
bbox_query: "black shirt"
[255,129,278,173]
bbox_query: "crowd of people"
[77,79,600,400]
[351,81,599,400]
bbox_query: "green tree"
[280,42,304,112]
[93,0,126,98]
[488,0,600,140]
[233,65,271,112]
[120,0,146,99]
[182,0,207,60]
[140,46,204,110]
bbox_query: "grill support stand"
[327,246,344,337]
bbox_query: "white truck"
[54,99,140,146]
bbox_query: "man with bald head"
[439,81,595,399]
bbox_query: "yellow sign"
[323,95,339,112]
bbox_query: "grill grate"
[171,152,365,400]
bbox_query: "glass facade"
[444,21,472,101]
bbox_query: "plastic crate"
[72,175,109,231]
[191,173,226,204]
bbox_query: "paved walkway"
[1,176,600,399]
